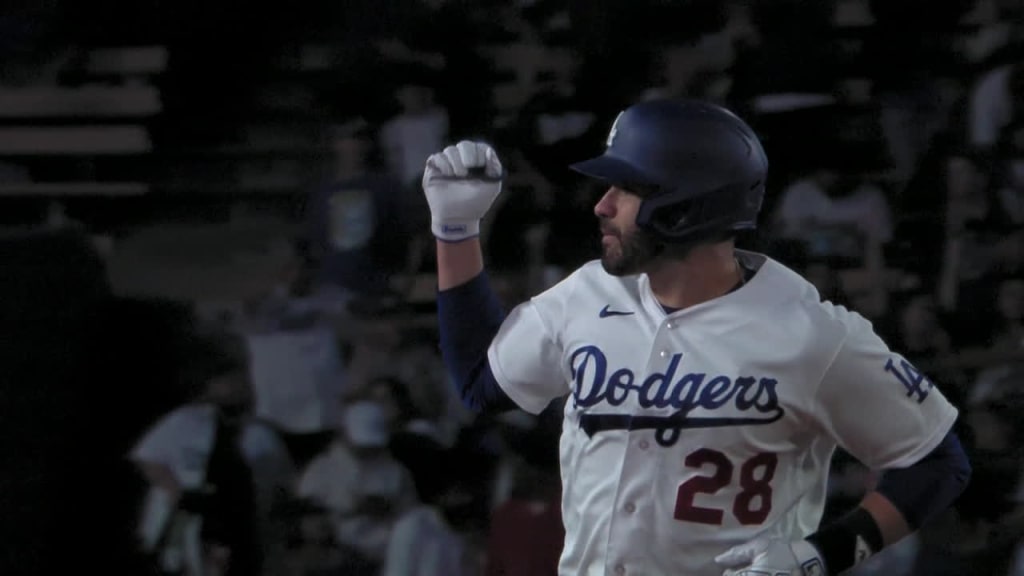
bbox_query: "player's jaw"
[599,222,660,276]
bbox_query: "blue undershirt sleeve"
[436,272,517,413]
[806,429,970,574]
[875,430,971,529]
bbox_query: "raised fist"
[422,140,503,242]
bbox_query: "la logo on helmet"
[606,111,624,148]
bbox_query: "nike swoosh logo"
[599,305,634,318]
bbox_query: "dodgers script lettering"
[570,346,785,443]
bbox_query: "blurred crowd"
[4,0,1024,575]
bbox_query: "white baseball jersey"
[487,251,957,576]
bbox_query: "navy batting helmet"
[570,99,768,244]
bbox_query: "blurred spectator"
[994,223,1024,276]
[893,140,992,284]
[933,151,995,305]
[296,391,418,575]
[482,149,555,277]
[345,316,405,389]
[381,81,451,190]
[940,221,1024,346]
[130,332,293,576]
[883,289,972,400]
[886,290,954,359]
[968,61,1024,150]
[361,374,455,502]
[485,459,563,576]
[993,121,1024,225]
[400,327,477,447]
[771,164,893,268]
[960,0,1024,64]
[990,271,1024,353]
[382,465,479,576]
[644,3,758,104]
[956,365,1024,574]
[240,237,349,467]
[568,0,725,114]
[303,119,418,300]
[374,0,499,139]
[512,59,596,190]
[804,258,854,308]
[728,0,840,112]
[866,0,973,180]
[344,321,469,453]
[0,1,78,87]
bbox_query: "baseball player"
[422,99,971,576]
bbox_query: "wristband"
[806,507,883,574]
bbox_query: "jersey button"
[624,502,636,514]
[665,321,674,329]
[614,564,626,575]
[659,350,668,358]
[638,440,649,450]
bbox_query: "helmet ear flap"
[645,198,697,237]
[636,180,761,243]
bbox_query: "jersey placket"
[603,315,681,576]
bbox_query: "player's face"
[594,186,660,276]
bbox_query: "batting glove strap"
[432,218,481,242]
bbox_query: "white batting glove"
[422,140,503,242]
[715,537,826,576]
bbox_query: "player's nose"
[594,187,618,218]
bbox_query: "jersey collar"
[636,250,801,324]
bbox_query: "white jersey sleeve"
[487,273,576,415]
[810,306,958,470]
[129,404,216,489]
[129,410,186,466]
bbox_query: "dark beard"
[600,226,713,276]
[600,227,663,276]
